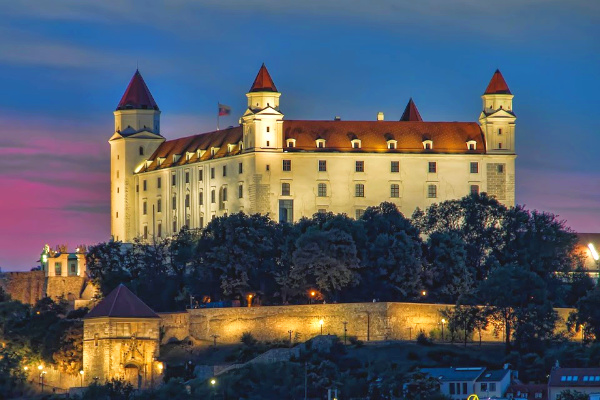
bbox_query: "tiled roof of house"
[506,384,548,400]
[400,98,423,122]
[484,69,512,95]
[421,367,486,382]
[476,369,510,382]
[549,368,600,387]
[250,63,278,92]
[116,70,159,111]
[85,284,159,319]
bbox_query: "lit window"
[282,182,291,196]
[319,160,327,172]
[428,162,437,173]
[428,184,437,198]
[173,220,177,233]
[355,183,364,197]
[391,184,399,198]
[355,161,364,172]
[470,162,479,173]
[283,160,291,171]
[318,183,327,197]
[391,161,399,173]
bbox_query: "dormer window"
[210,147,219,156]
[197,149,206,159]
[227,143,236,153]
[286,139,296,148]
[422,140,433,150]
[316,139,326,148]
[466,140,477,151]
[157,157,164,167]
[351,139,362,149]
[173,154,181,163]
[387,140,397,150]
[238,141,243,151]
[186,152,193,161]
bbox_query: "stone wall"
[46,276,86,301]
[159,312,190,343]
[0,271,45,305]
[184,302,575,345]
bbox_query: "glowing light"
[441,319,446,324]
[80,370,84,375]
[589,243,599,261]
[421,290,427,296]
[157,362,163,371]
[319,319,324,326]
[24,366,28,371]
[38,365,43,371]
[310,291,316,297]
[210,378,216,385]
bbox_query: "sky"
[0,1,599,271]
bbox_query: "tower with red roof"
[479,69,516,155]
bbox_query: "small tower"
[83,285,162,389]
[110,70,165,242]
[241,64,284,151]
[400,98,423,121]
[479,69,516,154]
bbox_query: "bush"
[417,332,433,346]
[349,336,364,348]
[407,351,420,361]
[241,332,258,347]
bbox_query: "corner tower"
[241,64,284,151]
[110,70,165,242]
[479,69,516,154]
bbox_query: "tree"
[86,240,130,295]
[441,305,487,347]
[557,390,590,400]
[292,228,361,299]
[568,285,600,342]
[403,371,448,400]
[52,322,83,375]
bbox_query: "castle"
[110,65,516,242]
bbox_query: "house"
[506,383,548,400]
[422,366,514,400]
[548,367,600,400]
[475,368,512,398]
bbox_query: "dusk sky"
[1,1,599,271]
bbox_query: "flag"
[218,103,231,116]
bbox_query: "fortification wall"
[46,276,86,301]
[159,312,190,343]
[0,271,45,305]
[184,302,575,345]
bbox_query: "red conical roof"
[484,69,512,95]
[250,63,278,92]
[85,284,159,319]
[116,70,159,111]
[400,98,423,122]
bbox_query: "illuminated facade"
[110,66,516,242]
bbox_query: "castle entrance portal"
[124,364,142,389]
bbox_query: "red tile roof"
[85,284,159,319]
[549,368,600,387]
[116,70,159,111]
[484,69,512,95]
[250,64,278,92]
[400,98,423,121]
[139,120,484,173]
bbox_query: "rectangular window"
[462,383,467,394]
[143,201,147,215]
[428,161,437,173]
[222,187,228,202]
[185,171,190,183]
[283,160,291,171]
[239,163,243,174]
[498,128,503,135]
[470,185,479,195]
[497,164,505,173]
[157,223,162,238]
[391,184,399,198]
[136,184,139,193]
[317,183,327,197]
[172,174,176,186]
[173,220,177,233]
[199,216,204,227]
[355,161,364,172]
[355,183,364,197]
[449,383,455,395]
[157,177,162,188]
[70,263,77,274]
[199,191,204,205]
[355,209,365,219]
[223,165,227,177]
[211,189,216,203]
[282,182,291,196]
[185,194,190,208]
[427,184,437,198]
[489,383,496,392]
[279,199,293,223]
[470,162,479,173]
[55,262,62,276]
[199,169,203,181]
[238,184,243,198]
[143,180,147,191]
[143,226,148,240]
[157,198,162,213]
[391,161,399,173]
[481,383,487,392]
[211,168,215,179]
[172,196,177,210]
[185,217,190,227]
[318,160,327,172]
[266,164,270,171]
[498,142,503,149]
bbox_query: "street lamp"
[421,290,427,297]
[310,291,316,304]
[343,321,348,344]
[79,370,84,387]
[441,319,446,342]
[247,294,253,308]
[210,378,216,386]
[38,365,45,393]
[319,319,324,335]
[23,366,28,371]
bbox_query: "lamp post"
[247,294,253,308]
[319,319,324,335]
[210,378,217,400]
[441,319,446,342]
[342,321,348,344]
[79,370,84,387]
[310,291,316,304]
[38,365,45,393]
[288,330,293,344]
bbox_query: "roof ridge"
[107,284,122,317]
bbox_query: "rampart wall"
[159,311,190,343]
[0,271,45,305]
[181,302,574,345]
[46,276,86,301]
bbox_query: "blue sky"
[0,1,599,270]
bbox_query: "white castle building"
[110,65,516,242]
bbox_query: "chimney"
[334,116,341,121]
[377,112,384,121]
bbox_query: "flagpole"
[217,101,220,131]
